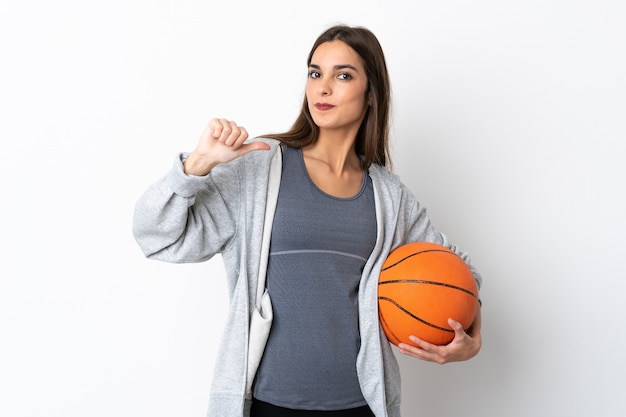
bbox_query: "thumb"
[235,141,271,156]
[448,318,465,335]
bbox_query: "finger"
[397,342,423,358]
[448,318,466,336]
[448,319,473,343]
[222,120,236,145]
[239,126,249,141]
[231,126,249,148]
[235,141,270,156]
[408,335,437,351]
[398,342,443,363]
[223,120,246,146]
[215,119,234,144]
[207,118,224,138]
[407,336,450,360]
[398,339,423,354]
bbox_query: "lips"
[314,103,335,111]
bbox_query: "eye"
[309,70,321,79]
[337,72,353,81]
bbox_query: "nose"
[318,78,331,96]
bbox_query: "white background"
[1,1,625,416]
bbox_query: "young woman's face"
[306,40,370,136]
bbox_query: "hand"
[184,118,270,176]
[398,309,482,364]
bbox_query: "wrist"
[183,152,217,176]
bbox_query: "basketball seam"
[378,312,401,345]
[381,249,453,271]
[378,279,479,299]
[378,296,454,333]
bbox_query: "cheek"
[346,90,368,110]
[345,82,369,107]
[305,83,316,105]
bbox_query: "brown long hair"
[264,24,392,169]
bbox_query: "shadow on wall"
[396,299,515,417]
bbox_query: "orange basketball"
[378,241,479,346]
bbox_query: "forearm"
[132,155,237,262]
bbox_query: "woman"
[133,24,482,417]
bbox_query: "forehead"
[310,40,364,70]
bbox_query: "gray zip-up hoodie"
[133,139,482,417]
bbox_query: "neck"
[304,131,361,175]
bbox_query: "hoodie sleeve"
[132,152,241,263]
[396,182,483,290]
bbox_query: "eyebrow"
[309,63,360,73]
